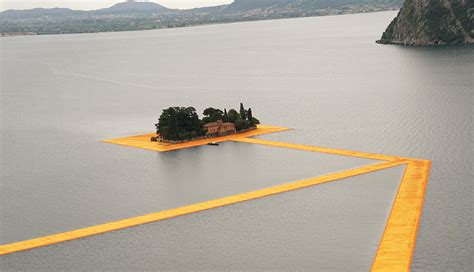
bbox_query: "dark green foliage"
[156,103,260,140]
[156,107,203,141]
[202,107,224,124]
[234,118,249,131]
[247,107,257,127]
[227,109,239,123]
[251,117,260,125]
[239,103,246,120]
[223,109,229,122]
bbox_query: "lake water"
[1,10,473,271]
[1,165,406,271]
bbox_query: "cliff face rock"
[377,0,473,45]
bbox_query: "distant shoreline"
[0,9,399,38]
[1,32,37,37]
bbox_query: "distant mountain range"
[96,1,172,14]
[1,0,403,35]
[0,8,81,20]
[0,2,173,20]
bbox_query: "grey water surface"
[1,140,377,244]
[1,10,473,271]
[1,165,405,271]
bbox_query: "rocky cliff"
[377,0,473,45]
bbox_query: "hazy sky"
[0,0,233,11]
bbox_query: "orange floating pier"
[371,159,430,272]
[0,159,404,256]
[102,124,291,152]
[1,125,431,272]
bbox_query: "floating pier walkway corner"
[1,126,431,272]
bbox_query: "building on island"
[203,120,236,137]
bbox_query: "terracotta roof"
[203,122,220,127]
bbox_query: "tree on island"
[202,107,223,123]
[223,109,228,122]
[248,107,254,126]
[247,107,260,127]
[156,103,260,141]
[155,107,203,141]
[239,102,246,120]
[227,109,239,123]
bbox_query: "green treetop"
[156,103,259,141]
[202,107,224,124]
[239,102,246,120]
[156,107,203,141]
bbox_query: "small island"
[153,103,260,143]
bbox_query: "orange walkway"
[1,128,431,272]
[371,159,431,272]
[102,124,291,152]
[232,137,402,161]
[0,160,403,256]
[230,136,431,272]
